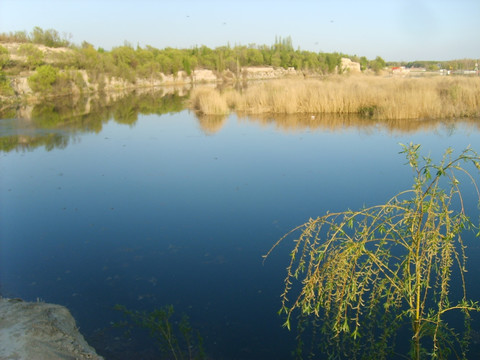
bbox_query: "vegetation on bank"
[0,29,351,98]
[190,76,480,119]
[0,27,71,48]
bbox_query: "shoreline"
[2,69,480,122]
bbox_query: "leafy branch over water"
[265,144,480,359]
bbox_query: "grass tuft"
[190,86,229,115]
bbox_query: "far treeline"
[0,27,384,78]
[1,27,476,76]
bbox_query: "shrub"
[18,43,44,70]
[28,65,58,92]
[114,304,206,360]
[0,45,9,69]
[30,26,70,48]
[0,70,14,95]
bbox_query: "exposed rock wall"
[10,76,33,96]
[0,298,103,360]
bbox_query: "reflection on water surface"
[2,87,480,153]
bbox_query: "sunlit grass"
[189,76,480,120]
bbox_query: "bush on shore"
[28,65,58,92]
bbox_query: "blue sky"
[1,0,479,61]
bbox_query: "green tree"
[359,56,368,71]
[111,45,138,69]
[325,53,340,73]
[76,42,101,70]
[182,56,193,76]
[370,55,386,74]
[265,144,480,359]
[291,52,303,70]
[31,26,46,44]
[302,52,320,71]
[271,52,281,67]
[138,60,160,80]
[247,48,264,66]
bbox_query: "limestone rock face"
[0,298,103,360]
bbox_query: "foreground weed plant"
[114,304,205,360]
[265,144,480,359]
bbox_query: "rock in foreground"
[0,297,103,360]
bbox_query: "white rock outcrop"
[341,58,361,73]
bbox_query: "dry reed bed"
[189,76,480,120]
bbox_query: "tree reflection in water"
[0,88,188,152]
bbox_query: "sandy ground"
[0,297,103,360]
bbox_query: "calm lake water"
[1,90,480,359]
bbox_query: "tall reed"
[189,76,480,120]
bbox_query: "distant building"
[391,66,409,75]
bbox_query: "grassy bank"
[190,76,480,120]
